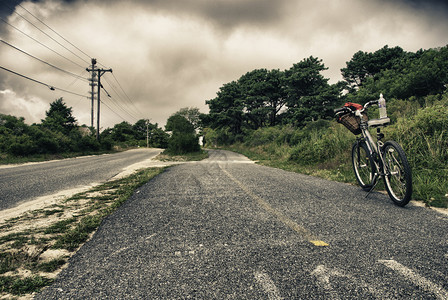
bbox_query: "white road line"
[311,265,341,299]
[254,271,283,300]
[311,264,391,299]
[379,259,448,300]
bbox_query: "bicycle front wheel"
[382,141,412,206]
[352,141,375,191]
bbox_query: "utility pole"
[87,60,112,140]
[146,119,150,148]
[87,58,97,128]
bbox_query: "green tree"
[238,69,287,129]
[341,45,407,92]
[111,121,135,143]
[284,56,339,126]
[41,98,77,134]
[165,115,200,154]
[149,127,169,148]
[347,45,448,102]
[173,107,202,131]
[205,80,245,136]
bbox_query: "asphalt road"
[0,148,162,210]
[37,150,448,299]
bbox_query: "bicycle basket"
[338,112,368,135]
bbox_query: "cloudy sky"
[1,0,448,129]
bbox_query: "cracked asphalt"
[36,149,448,299]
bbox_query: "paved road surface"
[0,148,162,210]
[37,150,448,299]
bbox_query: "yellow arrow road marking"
[221,167,329,247]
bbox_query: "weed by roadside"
[156,149,209,162]
[226,121,447,209]
[0,167,165,298]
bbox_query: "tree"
[41,98,77,134]
[347,45,448,102]
[111,121,134,143]
[341,45,407,91]
[205,80,245,136]
[165,115,200,154]
[238,69,287,129]
[173,107,202,131]
[283,56,338,126]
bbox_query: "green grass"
[0,275,53,295]
[224,119,447,208]
[0,167,166,297]
[157,149,209,161]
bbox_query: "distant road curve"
[0,148,162,211]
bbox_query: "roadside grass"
[225,122,447,209]
[0,167,165,298]
[156,149,209,162]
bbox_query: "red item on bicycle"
[344,102,363,111]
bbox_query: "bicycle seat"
[368,117,390,127]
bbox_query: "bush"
[166,133,200,155]
[7,135,36,156]
[165,115,200,154]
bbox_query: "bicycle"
[334,95,412,207]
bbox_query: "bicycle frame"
[355,109,386,184]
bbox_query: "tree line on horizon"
[1,44,447,157]
[0,98,170,157]
[200,44,448,144]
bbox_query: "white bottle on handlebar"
[378,93,387,119]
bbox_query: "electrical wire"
[100,97,130,123]
[0,39,89,82]
[0,65,88,98]
[111,73,143,116]
[102,75,143,119]
[3,4,144,127]
[17,3,92,61]
[102,92,139,122]
[0,17,86,69]
[64,70,89,89]
[11,8,89,65]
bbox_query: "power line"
[0,65,88,98]
[17,3,92,61]
[64,70,89,89]
[111,73,143,116]
[100,98,130,123]
[102,75,143,120]
[0,17,85,69]
[0,39,88,82]
[11,8,89,65]
[101,87,140,122]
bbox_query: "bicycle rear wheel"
[382,141,412,206]
[352,141,375,191]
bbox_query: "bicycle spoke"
[382,141,412,206]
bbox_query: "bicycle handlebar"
[333,107,347,114]
[363,100,379,109]
[334,99,379,116]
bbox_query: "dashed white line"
[254,271,283,300]
[379,259,448,300]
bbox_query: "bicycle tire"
[382,141,412,206]
[352,141,375,191]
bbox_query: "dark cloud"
[1,0,447,128]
